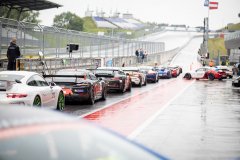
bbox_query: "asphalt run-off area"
[63,34,240,160]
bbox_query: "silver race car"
[0,71,64,110]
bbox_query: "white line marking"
[78,79,176,119]
[127,79,196,140]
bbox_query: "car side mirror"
[15,79,22,83]
[48,82,56,86]
[98,77,103,81]
[126,73,130,76]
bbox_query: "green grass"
[218,22,240,31]
[208,37,227,60]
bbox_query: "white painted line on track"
[77,78,177,119]
[127,79,196,140]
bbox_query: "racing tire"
[88,87,95,105]
[153,78,156,83]
[57,91,65,111]
[119,83,125,93]
[180,69,182,73]
[144,79,147,86]
[101,88,107,100]
[185,73,192,80]
[218,78,222,81]
[208,73,215,81]
[127,82,132,91]
[33,95,41,107]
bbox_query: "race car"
[167,66,178,77]
[95,67,132,93]
[121,67,147,87]
[232,76,240,87]
[183,67,227,81]
[44,69,107,105]
[155,66,171,79]
[0,71,64,110]
[216,66,233,78]
[174,65,183,74]
[139,66,159,83]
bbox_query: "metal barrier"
[0,17,164,59]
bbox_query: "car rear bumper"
[131,78,140,85]
[65,94,89,102]
[0,98,32,106]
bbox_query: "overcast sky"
[38,0,240,30]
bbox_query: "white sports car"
[0,71,64,110]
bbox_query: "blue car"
[139,66,159,83]
[155,66,172,79]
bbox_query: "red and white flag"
[209,2,218,9]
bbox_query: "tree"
[53,12,75,28]
[53,11,84,31]
[68,16,84,31]
[0,6,41,23]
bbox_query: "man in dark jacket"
[135,49,139,56]
[238,63,240,75]
[221,60,226,66]
[7,38,20,70]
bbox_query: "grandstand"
[92,17,118,29]
[92,17,147,30]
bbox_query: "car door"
[195,68,205,78]
[33,75,55,107]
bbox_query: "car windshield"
[0,122,161,160]
[55,71,85,79]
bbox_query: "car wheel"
[127,82,132,91]
[144,79,147,86]
[208,73,215,81]
[88,87,95,105]
[120,83,125,93]
[229,75,233,78]
[218,78,222,81]
[101,88,107,100]
[57,91,65,111]
[185,73,191,80]
[156,76,159,82]
[180,69,182,73]
[33,95,41,107]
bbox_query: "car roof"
[0,105,76,130]
[0,71,37,76]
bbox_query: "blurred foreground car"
[139,66,159,83]
[183,67,227,81]
[0,71,64,110]
[216,66,233,78]
[232,76,240,87]
[121,67,147,87]
[0,106,169,160]
[44,69,107,105]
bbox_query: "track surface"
[62,33,240,160]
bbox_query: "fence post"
[127,41,129,57]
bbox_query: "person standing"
[140,49,143,64]
[7,38,21,71]
[135,49,139,56]
[226,60,229,67]
[238,63,240,75]
[221,60,226,66]
[209,60,214,67]
[202,59,206,66]
[122,62,125,67]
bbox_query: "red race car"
[167,66,178,77]
[184,67,227,80]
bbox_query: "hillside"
[219,22,240,31]
[82,17,108,33]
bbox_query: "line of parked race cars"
[1,63,239,111]
[0,65,183,111]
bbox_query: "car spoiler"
[0,79,21,90]
[43,75,86,83]
[95,73,114,78]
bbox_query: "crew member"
[209,60,214,67]
[202,59,206,66]
[221,60,226,66]
[226,60,229,66]
[7,38,21,70]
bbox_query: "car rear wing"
[43,75,86,83]
[95,73,115,78]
